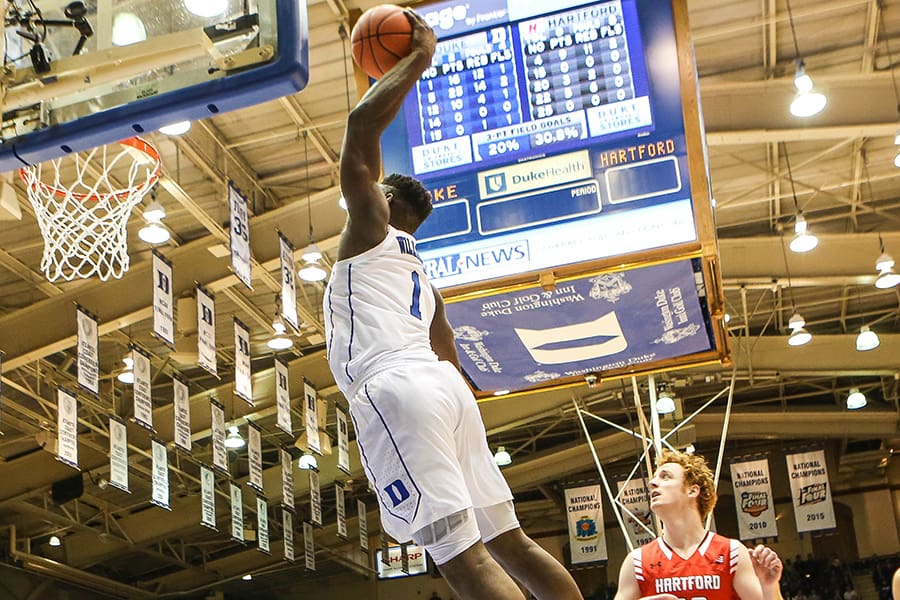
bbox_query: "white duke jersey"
[324,226,438,397]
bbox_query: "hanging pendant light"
[224,425,246,449]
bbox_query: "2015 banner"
[730,457,778,540]
[564,484,607,564]
[786,449,836,533]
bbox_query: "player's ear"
[687,484,700,498]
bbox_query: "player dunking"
[614,450,784,600]
[323,9,582,600]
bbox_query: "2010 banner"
[730,457,778,540]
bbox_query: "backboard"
[0,0,308,171]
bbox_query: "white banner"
[151,439,170,510]
[172,377,191,453]
[309,469,322,526]
[336,484,347,539]
[304,381,320,455]
[210,400,228,473]
[616,479,655,549]
[786,449,836,533]
[57,387,78,469]
[336,406,351,474]
[229,182,253,290]
[200,465,217,530]
[248,424,263,492]
[279,233,299,331]
[132,347,153,431]
[76,306,99,395]
[257,496,270,554]
[731,458,778,540]
[283,510,295,562]
[281,448,294,511]
[564,484,607,564]
[358,499,369,551]
[304,521,315,571]
[233,318,253,405]
[109,417,129,493]
[152,251,175,346]
[275,358,292,435]
[230,482,244,543]
[196,285,217,377]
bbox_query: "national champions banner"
[564,484,607,564]
[730,458,778,540]
[616,479,655,548]
[786,449,836,533]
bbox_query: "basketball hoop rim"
[18,136,162,202]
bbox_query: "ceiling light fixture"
[242,574,253,581]
[267,295,293,350]
[856,326,880,352]
[655,385,676,415]
[846,388,867,410]
[138,196,170,244]
[494,446,512,467]
[184,0,227,18]
[875,236,900,289]
[158,121,192,136]
[48,535,61,547]
[785,0,826,118]
[224,425,245,449]
[781,143,817,253]
[298,132,328,283]
[298,452,318,470]
[787,312,812,346]
[111,12,147,46]
[117,355,135,384]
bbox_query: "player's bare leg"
[486,528,584,600]
[438,540,526,600]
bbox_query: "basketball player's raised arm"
[340,9,436,249]
[732,544,766,600]
[429,284,461,369]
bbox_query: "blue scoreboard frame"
[375,0,729,395]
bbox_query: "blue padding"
[1,0,309,171]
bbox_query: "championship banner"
[132,346,154,431]
[358,499,369,551]
[172,376,191,453]
[336,405,351,474]
[616,479,655,548]
[281,448,295,511]
[233,318,253,405]
[75,305,99,395]
[275,358,292,435]
[151,251,175,346]
[564,484,608,564]
[336,484,347,539]
[279,232,299,331]
[150,438,170,510]
[730,458,778,540]
[786,450,837,533]
[196,285,217,377]
[380,532,390,566]
[304,521,315,571]
[283,510,295,562]
[248,423,263,492]
[230,482,245,543]
[210,399,228,473]
[228,182,253,290]
[108,416,130,493]
[257,496,270,554]
[309,469,322,526]
[304,380,320,454]
[57,387,78,469]
[200,465,217,530]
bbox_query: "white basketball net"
[19,138,161,282]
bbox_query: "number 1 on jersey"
[410,271,422,319]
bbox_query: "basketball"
[350,5,414,80]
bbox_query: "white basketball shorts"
[348,360,513,544]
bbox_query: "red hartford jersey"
[634,531,740,600]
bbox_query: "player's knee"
[411,508,480,565]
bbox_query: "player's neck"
[659,511,707,554]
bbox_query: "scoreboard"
[382,0,699,289]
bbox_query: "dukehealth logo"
[478,150,593,199]
[423,241,530,280]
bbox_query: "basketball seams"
[350,4,413,79]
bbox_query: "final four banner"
[444,259,714,392]
[730,458,778,540]
[210,399,228,473]
[257,496,271,554]
[283,509,295,561]
[196,285,217,377]
[75,305,99,395]
[228,182,253,290]
[150,438,171,510]
[786,449,836,533]
[281,448,295,511]
[248,423,263,492]
[616,479,655,548]
[304,380,320,454]
[336,405,351,475]
[172,376,191,453]
[108,416,129,493]
[278,232,300,331]
[57,387,78,469]
[132,346,154,431]
[275,358,292,435]
[564,485,607,565]
[152,251,175,346]
[200,465,217,530]
[233,318,253,405]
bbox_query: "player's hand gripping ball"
[350,4,415,80]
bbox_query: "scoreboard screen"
[382,0,702,289]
